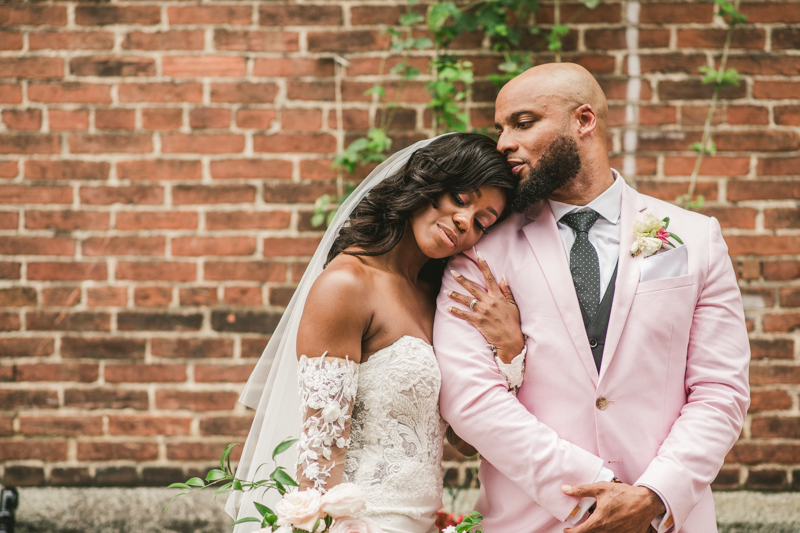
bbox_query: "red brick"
[0,236,74,256]
[773,27,800,50]
[50,468,92,486]
[41,287,81,306]
[15,363,98,382]
[29,82,111,104]
[27,210,109,231]
[19,416,103,436]
[254,133,336,153]
[270,287,295,306]
[663,157,750,177]
[637,105,676,126]
[658,80,745,101]
[780,287,800,307]
[162,134,244,154]
[96,109,135,130]
[190,108,231,129]
[260,4,341,25]
[0,57,63,79]
[0,5,67,26]
[775,106,800,126]
[287,80,335,101]
[65,388,148,409]
[77,442,158,461]
[263,237,321,257]
[196,364,256,383]
[119,82,202,103]
[167,441,241,461]
[116,211,198,230]
[156,390,238,411]
[764,313,800,333]
[681,107,722,128]
[0,31,22,50]
[1,185,71,204]
[168,6,252,25]
[70,56,155,77]
[0,84,22,104]
[715,131,800,152]
[0,160,19,178]
[211,83,279,104]
[0,287,36,306]
[307,30,390,52]
[123,30,204,50]
[0,212,18,229]
[49,109,90,130]
[0,311,20,331]
[638,53,707,74]
[109,416,191,436]
[82,236,164,257]
[729,180,800,201]
[26,160,109,181]
[0,262,20,279]
[677,27,765,49]
[328,109,371,131]
[214,30,299,52]
[235,109,277,129]
[204,261,286,281]
[727,105,769,125]
[253,57,334,77]
[752,417,800,439]
[206,211,290,230]
[766,209,800,229]
[0,135,60,155]
[224,286,262,306]
[263,182,337,203]
[117,160,201,181]
[117,312,201,331]
[151,338,232,358]
[210,158,290,180]
[141,108,183,130]
[116,261,196,281]
[0,390,58,409]
[759,158,800,176]
[30,31,114,51]
[750,390,794,412]
[70,134,153,154]
[133,286,172,307]
[741,2,800,23]
[300,159,337,180]
[199,416,254,436]
[734,56,800,76]
[76,5,160,26]
[87,287,127,307]
[172,237,256,256]
[163,56,246,78]
[639,3,713,23]
[727,443,800,464]
[27,262,107,281]
[2,109,41,130]
[0,441,67,462]
[173,185,255,205]
[179,288,218,307]
[105,364,186,383]
[0,338,54,357]
[80,185,163,205]
[27,311,110,332]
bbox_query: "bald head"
[498,62,608,128]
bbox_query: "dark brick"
[211,310,281,333]
[118,312,203,331]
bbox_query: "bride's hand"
[445,251,525,364]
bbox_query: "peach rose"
[320,483,367,518]
[275,489,324,532]
[329,516,383,533]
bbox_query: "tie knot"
[561,209,601,234]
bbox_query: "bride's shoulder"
[307,255,375,307]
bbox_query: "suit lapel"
[522,203,599,387]
[598,184,648,383]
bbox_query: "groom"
[434,63,750,533]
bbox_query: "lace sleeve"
[296,354,359,492]
[494,344,527,393]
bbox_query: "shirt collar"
[548,168,623,225]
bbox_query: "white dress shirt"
[551,169,674,533]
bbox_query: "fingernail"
[450,270,460,278]
[477,250,484,260]
[501,275,507,284]
[444,290,452,297]
[562,485,572,492]
[447,307,454,313]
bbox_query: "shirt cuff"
[568,466,615,524]
[494,344,527,389]
[635,483,674,532]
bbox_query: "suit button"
[589,338,598,348]
[596,397,608,410]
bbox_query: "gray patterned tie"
[561,209,602,320]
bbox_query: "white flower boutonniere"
[630,213,684,258]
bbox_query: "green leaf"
[583,0,601,8]
[272,438,299,460]
[253,502,274,519]
[414,37,434,50]
[271,467,300,487]
[400,12,425,26]
[220,443,237,473]
[363,86,387,99]
[232,478,243,491]
[168,482,190,490]
[662,217,670,229]
[232,517,261,526]
[185,477,205,488]
[205,469,227,483]
[669,232,685,245]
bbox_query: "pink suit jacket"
[434,182,750,533]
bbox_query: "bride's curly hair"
[327,133,516,267]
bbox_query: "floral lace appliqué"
[297,355,358,492]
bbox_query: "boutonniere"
[630,213,684,258]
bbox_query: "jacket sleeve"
[635,217,751,531]
[434,252,604,521]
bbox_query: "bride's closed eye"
[451,192,489,234]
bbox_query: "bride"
[228,133,527,533]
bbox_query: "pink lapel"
[598,184,648,383]
[522,202,599,387]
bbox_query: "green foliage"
[714,0,747,24]
[699,65,740,87]
[333,128,392,175]
[166,438,299,530]
[311,185,356,228]
[689,140,717,156]
[456,511,485,533]
[429,56,474,133]
[676,194,706,210]
[547,24,569,52]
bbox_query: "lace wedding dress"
[296,335,524,533]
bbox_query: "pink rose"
[320,483,367,518]
[656,228,670,243]
[329,516,383,533]
[275,489,324,532]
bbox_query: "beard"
[510,135,582,213]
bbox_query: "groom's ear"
[574,103,599,138]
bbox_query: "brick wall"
[0,0,798,491]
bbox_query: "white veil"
[225,134,450,531]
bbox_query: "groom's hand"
[562,482,664,533]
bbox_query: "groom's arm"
[634,217,750,532]
[435,252,605,522]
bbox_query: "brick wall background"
[1,0,799,492]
